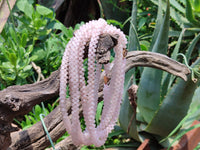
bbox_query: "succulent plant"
[119,0,200,147]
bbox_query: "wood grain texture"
[0,37,191,149]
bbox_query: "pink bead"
[59,18,127,147]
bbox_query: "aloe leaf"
[119,0,140,139]
[145,59,200,136]
[182,86,200,128]
[167,123,200,150]
[129,22,140,51]
[185,33,200,61]
[149,0,162,51]
[0,0,17,33]
[128,0,139,51]
[186,0,200,26]
[161,29,185,99]
[171,29,186,60]
[169,30,194,37]
[137,0,170,123]
[159,98,200,144]
[126,0,140,85]
[170,0,185,14]
[183,87,200,128]
[150,0,188,28]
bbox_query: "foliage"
[119,0,200,148]
[1,0,200,149]
[14,102,51,129]
[150,0,200,29]
[0,0,81,88]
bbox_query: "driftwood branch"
[0,69,60,123]
[0,37,191,149]
[125,51,190,81]
[9,106,65,150]
[0,34,117,150]
[8,93,103,150]
[46,135,81,150]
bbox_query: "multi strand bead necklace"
[59,18,127,147]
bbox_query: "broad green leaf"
[34,104,42,120]
[182,86,200,128]
[138,18,147,31]
[146,59,200,136]
[107,19,123,29]
[137,0,170,123]
[8,53,17,67]
[1,62,14,69]
[17,0,34,19]
[23,65,32,72]
[18,72,29,79]
[140,40,150,51]
[36,4,53,17]
[95,101,104,125]
[65,28,74,38]
[186,0,200,26]
[20,30,28,47]
[23,124,32,130]
[29,115,37,124]
[25,115,32,125]
[1,68,16,81]
[0,0,17,33]
[30,49,46,61]
[9,26,17,44]
[193,0,200,12]
[50,21,69,37]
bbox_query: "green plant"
[14,97,59,130]
[0,0,81,88]
[119,0,200,148]
[14,103,48,129]
[150,0,200,29]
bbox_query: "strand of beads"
[59,18,127,147]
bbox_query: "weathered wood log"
[0,34,117,149]
[8,95,103,150]
[0,69,60,123]
[125,51,190,81]
[46,136,81,150]
[9,106,64,150]
[0,35,190,149]
[0,69,60,150]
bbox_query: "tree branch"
[125,51,190,81]
[0,40,191,149]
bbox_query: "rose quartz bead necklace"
[60,18,127,147]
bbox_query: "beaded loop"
[59,18,127,147]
